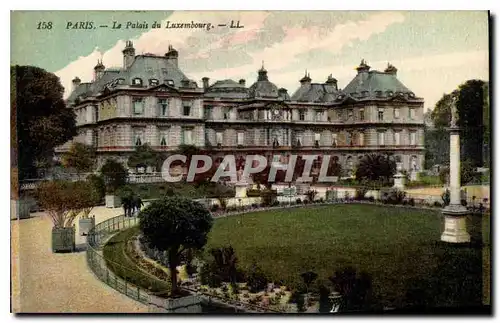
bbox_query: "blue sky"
[11,11,489,110]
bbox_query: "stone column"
[441,98,470,243]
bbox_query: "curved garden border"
[85,200,487,313]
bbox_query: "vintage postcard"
[10,10,490,314]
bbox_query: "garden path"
[11,206,148,313]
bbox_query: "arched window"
[160,137,167,147]
[149,79,159,86]
[135,136,142,146]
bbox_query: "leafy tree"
[437,159,477,186]
[174,144,201,168]
[87,174,105,203]
[295,293,307,313]
[100,159,128,194]
[36,180,97,227]
[127,143,163,172]
[424,127,449,169]
[355,154,396,185]
[431,80,486,167]
[61,142,96,177]
[210,246,239,284]
[139,197,213,295]
[12,65,77,179]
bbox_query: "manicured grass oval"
[206,204,484,308]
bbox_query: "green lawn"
[206,204,487,309]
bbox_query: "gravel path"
[11,206,148,313]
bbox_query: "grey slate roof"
[341,70,414,99]
[291,83,339,102]
[67,51,197,104]
[204,79,248,99]
[247,67,279,99]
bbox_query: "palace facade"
[58,41,425,176]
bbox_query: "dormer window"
[165,79,174,86]
[149,79,159,86]
[161,68,168,75]
[116,78,125,85]
[375,90,383,97]
[408,92,415,98]
[132,78,143,86]
[387,91,394,97]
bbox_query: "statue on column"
[450,95,459,128]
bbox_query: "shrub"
[434,201,443,208]
[318,197,325,203]
[296,293,306,312]
[441,189,450,206]
[409,198,415,206]
[367,196,375,202]
[199,262,223,288]
[305,190,318,203]
[246,263,269,293]
[100,159,128,194]
[87,174,105,203]
[296,198,302,204]
[387,189,406,205]
[355,187,368,201]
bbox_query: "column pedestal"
[441,205,470,243]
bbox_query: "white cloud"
[55,11,488,110]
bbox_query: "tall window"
[266,128,271,145]
[134,135,142,146]
[204,106,213,119]
[160,135,167,147]
[216,132,223,146]
[158,99,168,116]
[409,108,416,120]
[315,110,323,122]
[359,108,365,121]
[410,131,417,145]
[133,98,144,115]
[394,131,400,145]
[378,108,384,121]
[237,132,244,146]
[295,132,303,146]
[332,133,338,146]
[394,107,400,119]
[183,105,191,116]
[348,109,354,121]
[181,129,193,145]
[299,109,306,121]
[337,111,343,121]
[346,132,352,146]
[359,132,364,146]
[284,129,289,145]
[378,131,385,146]
[315,133,321,147]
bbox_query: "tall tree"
[127,143,163,172]
[355,154,396,185]
[139,197,213,295]
[61,142,96,177]
[430,79,486,167]
[100,159,128,194]
[12,65,76,179]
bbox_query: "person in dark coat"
[122,196,132,217]
[132,195,144,216]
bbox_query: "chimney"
[165,45,179,67]
[325,74,338,90]
[356,59,371,74]
[384,63,398,76]
[202,77,209,89]
[299,70,312,85]
[122,40,135,70]
[239,79,246,86]
[71,76,81,92]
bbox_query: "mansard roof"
[67,54,198,104]
[340,70,418,101]
[291,82,339,103]
[204,79,248,99]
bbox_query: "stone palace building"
[58,40,425,176]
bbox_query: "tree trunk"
[168,249,179,296]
